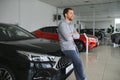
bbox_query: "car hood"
[87,34,97,38]
[0,38,63,56]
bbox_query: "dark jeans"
[63,48,86,80]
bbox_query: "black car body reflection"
[0,23,73,80]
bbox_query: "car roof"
[0,23,17,27]
[41,26,58,29]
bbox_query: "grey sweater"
[58,20,80,51]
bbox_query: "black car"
[0,23,73,80]
[111,32,120,44]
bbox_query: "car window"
[8,27,31,38]
[41,27,57,33]
[41,27,52,33]
[0,25,35,41]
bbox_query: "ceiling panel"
[38,0,120,21]
[39,0,120,7]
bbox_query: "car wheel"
[0,64,15,80]
[75,41,85,52]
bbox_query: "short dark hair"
[63,8,73,17]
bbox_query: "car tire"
[0,64,16,80]
[75,41,85,52]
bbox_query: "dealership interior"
[0,0,120,80]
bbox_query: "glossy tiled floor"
[67,44,120,80]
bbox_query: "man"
[58,8,86,80]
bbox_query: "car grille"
[55,56,72,69]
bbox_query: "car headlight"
[17,50,57,62]
[17,50,61,68]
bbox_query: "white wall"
[20,0,57,31]
[0,0,19,24]
[80,22,86,29]
[81,20,114,29]
[0,0,57,31]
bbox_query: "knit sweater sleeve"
[58,22,73,41]
[72,27,80,39]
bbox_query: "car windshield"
[0,24,35,41]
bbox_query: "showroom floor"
[67,44,120,80]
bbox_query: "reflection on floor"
[67,45,120,80]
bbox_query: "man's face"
[65,10,74,21]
